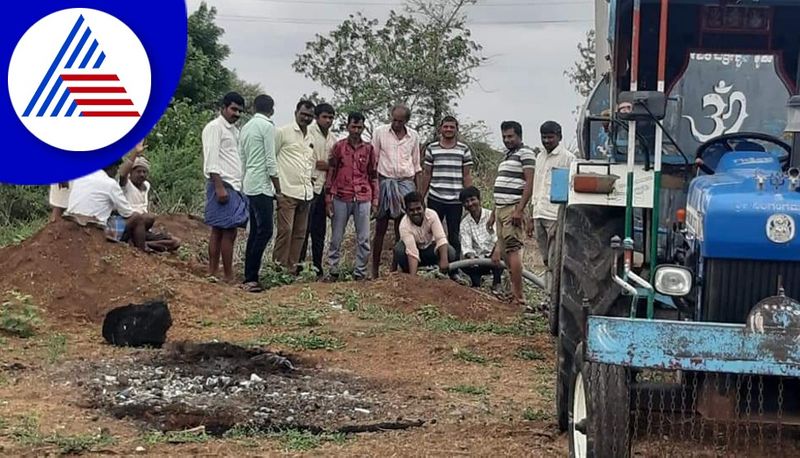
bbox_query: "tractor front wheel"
[569,359,632,458]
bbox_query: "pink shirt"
[371,124,422,179]
[399,208,448,261]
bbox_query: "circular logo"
[766,213,795,244]
[8,8,150,152]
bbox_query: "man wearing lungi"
[202,92,248,283]
[370,104,422,278]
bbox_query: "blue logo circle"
[2,1,187,185]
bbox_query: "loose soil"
[4,216,787,456]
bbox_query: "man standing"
[529,121,575,279]
[325,112,379,281]
[490,121,536,306]
[419,116,473,257]
[393,191,457,276]
[300,103,337,278]
[458,186,502,292]
[371,105,422,278]
[273,100,315,272]
[202,91,248,284]
[239,94,282,292]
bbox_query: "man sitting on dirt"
[458,186,502,292]
[65,159,151,251]
[393,191,457,277]
[119,141,181,252]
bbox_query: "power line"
[216,14,592,25]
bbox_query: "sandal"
[241,282,263,293]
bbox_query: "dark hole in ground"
[75,342,427,436]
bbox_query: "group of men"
[48,142,181,252]
[202,91,575,304]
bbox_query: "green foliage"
[415,304,532,336]
[0,291,42,338]
[446,384,488,396]
[522,407,553,422]
[0,185,49,227]
[142,429,210,444]
[565,29,596,98]
[176,2,232,106]
[261,333,344,351]
[11,415,115,453]
[272,428,347,451]
[336,289,361,312]
[44,333,67,363]
[452,347,487,364]
[515,346,545,361]
[293,0,485,138]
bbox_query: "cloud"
[185,0,592,147]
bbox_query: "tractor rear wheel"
[555,205,624,433]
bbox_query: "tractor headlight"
[654,266,693,297]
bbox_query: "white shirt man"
[202,115,242,191]
[66,170,135,226]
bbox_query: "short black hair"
[253,94,274,114]
[403,191,423,208]
[103,158,124,174]
[296,99,315,112]
[540,120,562,136]
[223,91,245,108]
[391,104,411,121]
[315,103,335,117]
[501,120,522,137]
[440,115,459,127]
[347,111,365,125]
[459,186,481,204]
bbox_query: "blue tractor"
[549,1,800,456]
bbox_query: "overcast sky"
[184,0,594,148]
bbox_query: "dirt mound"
[363,273,518,321]
[0,215,210,324]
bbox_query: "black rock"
[102,300,172,348]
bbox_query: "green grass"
[515,346,545,361]
[336,289,361,312]
[0,290,42,338]
[0,219,46,248]
[415,304,534,336]
[44,333,67,363]
[142,429,210,444]
[261,333,344,351]
[273,429,346,451]
[523,407,554,422]
[10,414,115,453]
[452,347,487,364]
[356,304,412,330]
[447,384,488,396]
[242,310,268,327]
[298,286,317,303]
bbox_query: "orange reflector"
[676,209,686,223]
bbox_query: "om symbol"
[683,80,749,142]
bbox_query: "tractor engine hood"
[686,152,800,261]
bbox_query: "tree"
[565,29,596,98]
[174,2,233,106]
[292,0,485,139]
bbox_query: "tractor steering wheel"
[695,132,792,174]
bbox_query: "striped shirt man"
[423,141,474,204]
[493,145,537,206]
